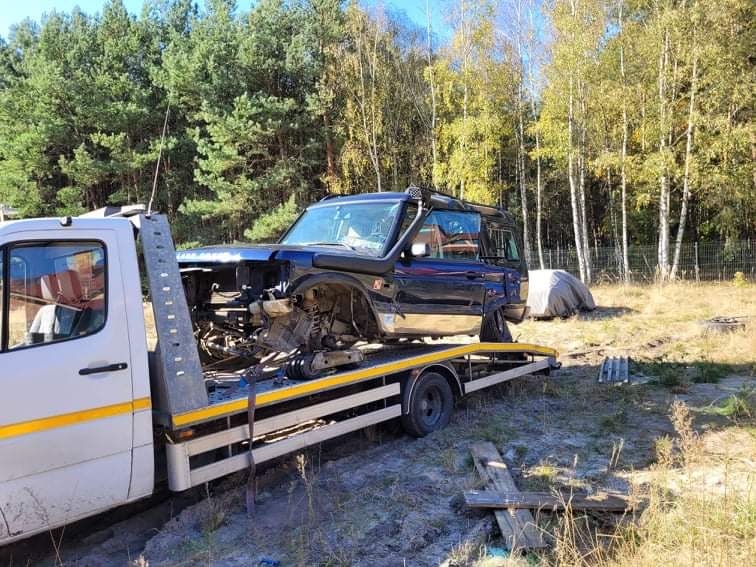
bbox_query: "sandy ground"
[3,283,754,566]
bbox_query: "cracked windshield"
[281,202,403,256]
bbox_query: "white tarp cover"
[526,269,596,318]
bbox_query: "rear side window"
[3,241,106,350]
[487,226,521,263]
[413,211,481,261]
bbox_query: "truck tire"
[402,372,454,437]
[480,308,513,343]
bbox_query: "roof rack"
[404,185,506,215]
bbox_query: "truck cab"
[0,216,154,542]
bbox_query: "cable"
[147,101,171,215]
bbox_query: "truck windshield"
[280,201,403,257]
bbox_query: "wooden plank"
[464,490,636,512]
[470,442,546,550]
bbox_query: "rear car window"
[487,226,521,263]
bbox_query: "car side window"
[413,211,481,261]
[486,225,521,264]
[5,241,107,350]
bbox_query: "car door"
[0,226,134,542]
[392,210,486,336]
[481,220,527,311]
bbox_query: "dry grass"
[593,402,756,567]
[468,281,756,567]
[517,281,756,371]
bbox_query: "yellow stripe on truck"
[0,397,152,440]
[171,342,558,429]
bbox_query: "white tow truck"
[0,208,558,545]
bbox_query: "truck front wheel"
[401,372,454,437]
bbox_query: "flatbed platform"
[165,341,559,490]
[170,342,558,429]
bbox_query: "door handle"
[79,362,129,376]
[466,271,483,279]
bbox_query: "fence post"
[548,249,552,268]
[694,242,700,282]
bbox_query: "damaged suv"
[177,188,528,376]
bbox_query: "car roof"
[309,192,410,208]
[312,191,514,222]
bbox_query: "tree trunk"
[354,18,382,193]
[517,102,531,264]
[526,0,544,269]
[534,126,545,269]
[460,0,468,200]
[657,27,670,281]
[568,77,587,282]
[619,2,630,283]
[324,111,335,178]
[671,48,698,280]
[578,84,592,284]
[426,0,438,186]
[516,0,531,264]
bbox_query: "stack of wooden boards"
[467,442,637,552]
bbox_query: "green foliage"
[716,387,755,421]
[0,0,750,251]
[244,195,300,242]
[732,272,748,288]
[692,361,731,384]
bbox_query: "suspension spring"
[303,301,321,348]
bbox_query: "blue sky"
[0,0,453,41]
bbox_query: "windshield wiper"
[305,241,358,251]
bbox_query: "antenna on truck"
[147,101,171,215]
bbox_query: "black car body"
[177,188,528,369]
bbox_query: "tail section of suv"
[177,188,528,372]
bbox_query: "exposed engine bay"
[181,261,378,376]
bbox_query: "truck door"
[393,210,486,336]
[0,228,136,542]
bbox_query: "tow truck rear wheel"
[402,372,454,437]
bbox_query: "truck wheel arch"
[401,362,462,416]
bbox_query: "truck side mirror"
[410,242,430,258]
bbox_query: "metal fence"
[527,240,756,283]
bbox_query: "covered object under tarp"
[526,269,596,318]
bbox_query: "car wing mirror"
[410,242,430,258]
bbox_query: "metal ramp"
[138,214,209,415]
[597,356,630,384]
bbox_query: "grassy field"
[22,281,753,566]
